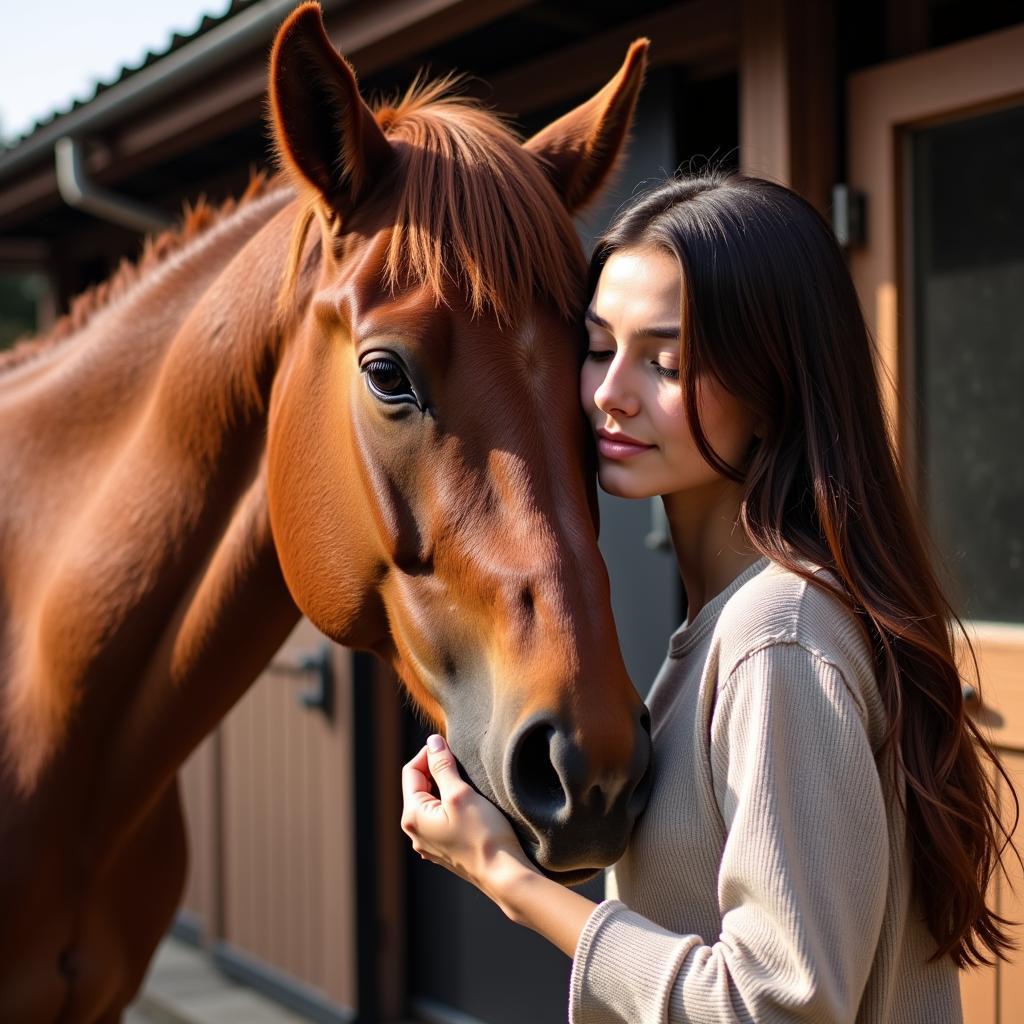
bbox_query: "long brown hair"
[590,171,1017,967]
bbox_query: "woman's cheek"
[654,387,687,443]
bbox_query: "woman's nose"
[593,358,639,417]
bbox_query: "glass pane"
[912,102,1024,624]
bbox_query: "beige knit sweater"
[569,558,962,1023]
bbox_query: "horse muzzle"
[448,704,653,885]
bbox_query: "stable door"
[849,24,1024,1023]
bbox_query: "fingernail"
[427,734,445,753]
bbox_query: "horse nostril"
[510,720,567,821]
[506,709,652,860]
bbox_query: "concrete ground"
[126,938,311,1024]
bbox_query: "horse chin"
[510,823,618,889]
[535,863,603,888]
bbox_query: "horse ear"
[268,2,392,214]
[524,39,649,214]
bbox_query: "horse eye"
[362,357,417,405]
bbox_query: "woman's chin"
[597,467,659,501]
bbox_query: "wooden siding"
[178,619,359,1014]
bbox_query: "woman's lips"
[596,430,655,460]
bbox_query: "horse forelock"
[282,78,588,329]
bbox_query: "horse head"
[265,3,651,882]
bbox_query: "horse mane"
[0,172,279,374]
[283,76,587,327]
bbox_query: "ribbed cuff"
[570,900,702,1023]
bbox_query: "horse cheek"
[266,379,382,646]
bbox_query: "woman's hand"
[400,734,601,956]
[401,735,536,909]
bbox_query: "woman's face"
[580,246,756,500]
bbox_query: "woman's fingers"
[424,735,467,803]
[399,736,532,889]
[401,746,441,835]
[400,736,474,842]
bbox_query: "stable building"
[0,2,1021,1022]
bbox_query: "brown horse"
[0,4,651,1020]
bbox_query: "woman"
[399,173,1015,1022]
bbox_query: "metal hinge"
[269,643,335,720]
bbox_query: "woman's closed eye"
[586,347,679,381]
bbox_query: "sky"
[0,1,233,142]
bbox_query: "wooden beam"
[0,238,49,266]
[885,0,929,60]
[488,0,739,116]
[739,0,790,183]
[335,0,532,70]
[0,168,59,228]
[519,6,596,36]
[739,0,837,215]
[112,0,535,170]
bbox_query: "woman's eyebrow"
[584,309,679,341]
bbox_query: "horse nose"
[506,709,652,865]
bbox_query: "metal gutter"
[54,137,172,234]
[0,0,350,186]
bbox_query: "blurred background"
[1,1,1022,1022]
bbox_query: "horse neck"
[1,189,305,817]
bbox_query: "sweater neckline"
[669,557,770,658]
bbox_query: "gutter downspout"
[55,138,171,235]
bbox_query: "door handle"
[269,643,335,720]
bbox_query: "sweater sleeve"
[569,642,889,1023]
